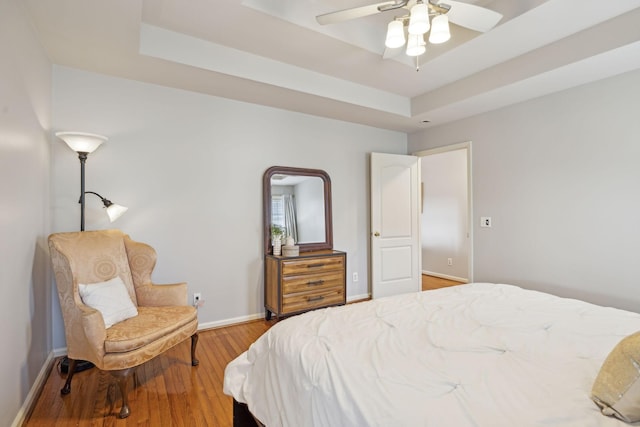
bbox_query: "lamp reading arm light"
[81,191,128,223]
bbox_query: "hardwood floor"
[422,274,465,291]
[24,320,273,427]
[25,277,463,426]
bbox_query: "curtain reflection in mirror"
[271,194,299,243]
[283,195,298,242]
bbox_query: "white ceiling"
[23,0,640,133]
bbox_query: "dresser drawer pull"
[307,295,324,302]
[307,263,325,268]
[307,280,325,286]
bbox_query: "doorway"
[414,142,472,284]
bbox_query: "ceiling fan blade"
[316,2,400,25]
[440,0,503,32]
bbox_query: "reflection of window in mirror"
[271,186,299,242]
[271,177,325,245]
[271,195,285,230]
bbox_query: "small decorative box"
[282,245,299,257]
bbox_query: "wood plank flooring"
[422,274,465,291]
[24,320,272,427]
[25,275,463,426]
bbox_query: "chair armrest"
[136,282,188,307]
[68,305,107,364]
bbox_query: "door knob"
[373,231,380,237]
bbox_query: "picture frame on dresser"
[262,166,346,320]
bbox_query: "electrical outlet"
[480,216,492,228]
[193,293,202,307]
[447,258,453,266]
[352,272,359,282]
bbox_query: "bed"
[224,283,640,426]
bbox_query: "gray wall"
[409,69,640,311]
[0,0,52,425]
[51,66,407,348]
[420,149,468,281]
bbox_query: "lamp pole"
[78,151,88,231]
[55,131,111,374]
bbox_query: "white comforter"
[224,283,640,427]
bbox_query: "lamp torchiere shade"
[55,131,108,153]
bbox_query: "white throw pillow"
[78,276,138,328]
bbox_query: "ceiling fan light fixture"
[429,14,451,44]
[406,33,426,57]
[385,20,406,49]
[408,2,430,35]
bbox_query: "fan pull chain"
[415,55,420,72]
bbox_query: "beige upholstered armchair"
[48,229,199,418]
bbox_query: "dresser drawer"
[281,256,344,275]
[265,250,346,320]
[282,287,345,314]
[282,271,344,295]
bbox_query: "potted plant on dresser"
[271,224,285,255]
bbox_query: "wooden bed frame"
[233,399,264,427]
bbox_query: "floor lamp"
[55,131,128,372]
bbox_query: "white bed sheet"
[224,283,640,427]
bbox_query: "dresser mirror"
[263,166,333,255]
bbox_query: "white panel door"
[371,152,421,298]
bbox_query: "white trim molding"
[422,270,468,283]
[11,352,56,427]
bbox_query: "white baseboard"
[197,298,371,330]
[422,270,468,283]
[196,312,266,331]
[53,347,67,357]
[347,293,370,302]
[11,351,56,427]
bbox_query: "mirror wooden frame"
[263,166,333,255]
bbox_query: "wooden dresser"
[264,250,346,320]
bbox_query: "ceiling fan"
[316,0,502,67]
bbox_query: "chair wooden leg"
[111,367,136,419]
[191,333,200,366]
[61,358,77,395]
